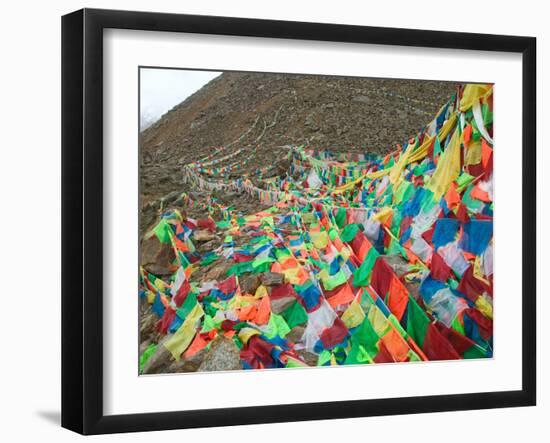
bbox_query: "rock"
[271,296,296,314]
[204,259,233,281]
[260,272,284,286]
[198,336,243,372]
[161,190,181,206]
[382,254,410,278]
[139,202,160,236]
[167,348,207,373]
[194,229,217,242]
[142,335,174,374]
[352,95,371,104]
[140,233,176,276]
[200,239,219,251]
[286,326,305,344]
[240,274,261,295]
[139,340,152,355]
[139,293,149,311]
[140,311,157,340]
[296,350,318,366]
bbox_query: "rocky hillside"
[139,72,458,231]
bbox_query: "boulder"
[200,239,219,251]
[240,274,261,295]
[167,348,207,373]
[285,325,305,344]
[140,233,176,276]
[140,311,158,340]
[204,259,233,281]
[198,336,242,372]
[194,229,217,243]
[260,272,284,287]
[270,296,296,314]
[296,350,318,367]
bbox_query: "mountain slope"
[139,72,458,209]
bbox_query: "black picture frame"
[61,8,537,435]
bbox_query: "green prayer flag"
[200,314,217,333]
[352,318,379,357]
[463,343,488,359]
[252,256,275,268]
[266,313,291,339]
[322,269,348,291]
[340,223,360,242]
[176,291,198,320]
[335,207,347,228]
[153,219,172,244]
[345,341,373,365]
[406,295,430,348]
[282,301,308,330]
[456,172,475,192]
[317,349,332,366]
[388,313,408,337]
[286,357,308,368]
[226,262,255,276]
[200,252,218,266]
[139,343,157,373]
[451,315,465,335]
[352,247,380,287]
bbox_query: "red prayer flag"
[157,307,176,334]
[435,321,477,355]
[430,252,452,282]
[457,266,491,302]
[320,317,349,349]
[218,275,237,295]
[270,283,298,300]
[370,257,394,298]
[173,280,191,307]
[373,339,395,363]
[423,323,461,360]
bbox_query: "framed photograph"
[61,8,536,435]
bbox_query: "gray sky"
[140,68,221,130]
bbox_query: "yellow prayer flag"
[460,84,493,112]
[427,128,461,200]
[372,207,393,224]
[310,231,329,249]
[254,285,268,299]
[475,294,493,320]
[368,304,391,337]
[465,139,482,166]
[164,303,204,360]
[238,327,261,344]
[341,300,366,329]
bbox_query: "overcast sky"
[139,68,221,130]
